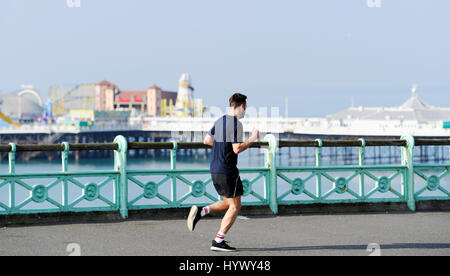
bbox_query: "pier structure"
[0,116,449,163]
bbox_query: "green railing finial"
[315,139,323,167]
[358,138,366,166]
[61,142,70,173]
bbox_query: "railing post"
[61,142,69,172]
[264,134,278,214]
[8,143,16,175]
[401,134,415,211]
[358,138,366,198]
[8,143,16,213]
[315,139,322,200]
[61,142,69,211]
[114,135,128,219]
[171,140,178,204]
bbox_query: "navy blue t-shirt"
[208,115,244,175]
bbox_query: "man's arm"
[204,133,214,147]
[232,128,259,155]
[204,126,215,147]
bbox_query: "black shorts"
[211,173,243,198]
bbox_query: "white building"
[0,90,43,123]
[298,85,450,137]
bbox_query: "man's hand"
[204,134,214,147]
[251,128,260,141]
[232,128,260,155]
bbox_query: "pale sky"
[1,0,449,116]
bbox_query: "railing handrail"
[278,139,409,147]
[0,143,118,152]
[1,138,449,153]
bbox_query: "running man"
[187,93,260,252]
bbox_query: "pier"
[1,117,450,163]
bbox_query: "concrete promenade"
[1,211,450,256]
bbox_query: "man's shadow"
[239,243,450,252]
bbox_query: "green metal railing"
[0,135,449,218]
[275,136,412,213]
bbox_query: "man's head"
[229,93,247,119]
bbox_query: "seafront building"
[94,73,200,118]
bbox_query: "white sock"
[201,206,210,217]
[215,232,226,243]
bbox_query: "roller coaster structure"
[50,84,96,116]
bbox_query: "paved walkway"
[1,211,450,256]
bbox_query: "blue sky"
[0,0,449,117]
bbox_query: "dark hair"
[229,93,247,108]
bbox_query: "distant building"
[95,80,118,111]
[147,85,178,116]
[95,80,177,116]
[328,86,450,124]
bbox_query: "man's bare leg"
[219,195,242,234]
[207,199,229,213]
[210,195,241,251]
[187,198,232,232]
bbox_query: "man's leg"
[210,195,241,252]
[207,198,229,213]
[187,198,231,232]
[219,195,241,234]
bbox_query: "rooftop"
[328,86,450,123]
